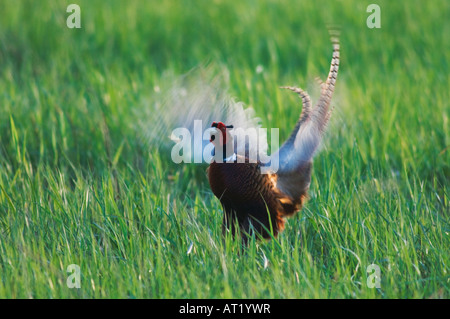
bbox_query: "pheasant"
[207,39,340,243]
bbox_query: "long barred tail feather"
[273,35,340,200]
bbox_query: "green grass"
[0,0,449,298]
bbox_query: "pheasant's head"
[210,122,234,161]
[210,121,233,146]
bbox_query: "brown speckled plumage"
[208,156,306,240]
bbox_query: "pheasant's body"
[207,37,340,242]
[208,156,306,240]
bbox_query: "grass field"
[0,0,448,298]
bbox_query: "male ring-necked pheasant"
[207,39,340,243]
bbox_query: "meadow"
[0,0,448,298]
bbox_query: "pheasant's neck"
[213,144,235,163]
[223,153,237,162]
[222,144,227,161]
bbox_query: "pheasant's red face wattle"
[210,121,232,145]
